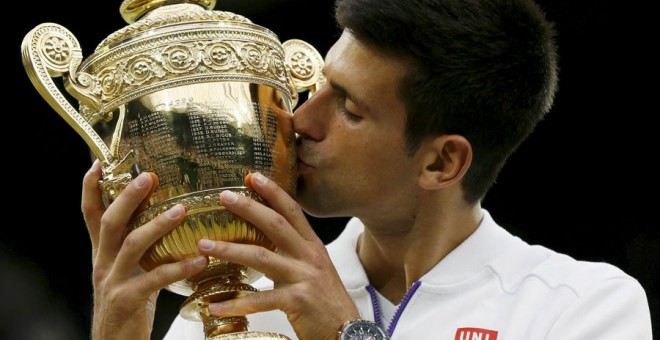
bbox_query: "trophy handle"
[283,39,326,107]
[22,23,134,198]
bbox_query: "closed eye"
[338,97,363,122]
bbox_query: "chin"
[296,176,350,218]
[298,194,348,219]
[296,188,329,217]
[295,189,321,216]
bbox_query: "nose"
[292,85,330,141]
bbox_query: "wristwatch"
[338,319,390,340]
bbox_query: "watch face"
[341,320,388,340]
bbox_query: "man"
[81,0,653,339]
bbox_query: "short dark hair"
[336,0,558,203]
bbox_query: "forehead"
[324,31,409,111]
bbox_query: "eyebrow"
[323,68,371,113]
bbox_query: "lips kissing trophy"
[22,1,324,338]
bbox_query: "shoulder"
[491,243,641,298]
[540,255,652,338]
[491,243,652,338]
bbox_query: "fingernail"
[91,159,101,173]
[166,204,183,219]
[208,303,222,315]
[135,173,149,188]
[221,190,238,203]
[253,172,268,186]
[198,239,215,250]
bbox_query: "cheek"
[329,122,410,181]
[345,140,409,183]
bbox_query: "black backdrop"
[4,1,657,339]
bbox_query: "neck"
[356,198,482,304]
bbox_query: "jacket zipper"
[366,280,422,337]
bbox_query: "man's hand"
[81,161,208,340]
[196,172,360,340]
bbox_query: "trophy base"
[209,332,291,340]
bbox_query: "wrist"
[338,319,390,340]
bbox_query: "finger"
[197,240,293,281]
[132,255,209,299]
[219,189,307,255]
[114,204,186,280]
[137,173,159,212]
[247,172,320,243]
[81,160,105,257]
[208,289,285,318]
[96,172,155,268]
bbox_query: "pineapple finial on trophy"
[120,0,218,23]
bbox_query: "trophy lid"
[97,0,250,52]
[74,0,300,116]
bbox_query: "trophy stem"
[180,262,290,339]
[189,276,255,338]
[202,314,249,338]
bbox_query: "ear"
[418,135,472,190]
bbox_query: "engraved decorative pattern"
[203,315,250,335]
[80,35,292,112]
[241,43,269,73]
[282,39,325,91]
[163,44,199,73]
[289,51,313,80]
[97,10,252,52]
[209,332,291,339]
[42,34,71,66]
[204,42,239,70]
[129,188,262,228]
[207,316,248,324]
[98,68,123,98]
[189,283,257,302]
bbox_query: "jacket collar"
[327,209,522,290]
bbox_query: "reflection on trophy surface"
[21,0,324,338]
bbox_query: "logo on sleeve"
[455,327,498,340]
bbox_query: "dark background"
[4,0,657,339]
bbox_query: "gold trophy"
[21,1,324,338]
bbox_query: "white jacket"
[165,210,652,339]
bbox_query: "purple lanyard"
[365,280,422,337]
